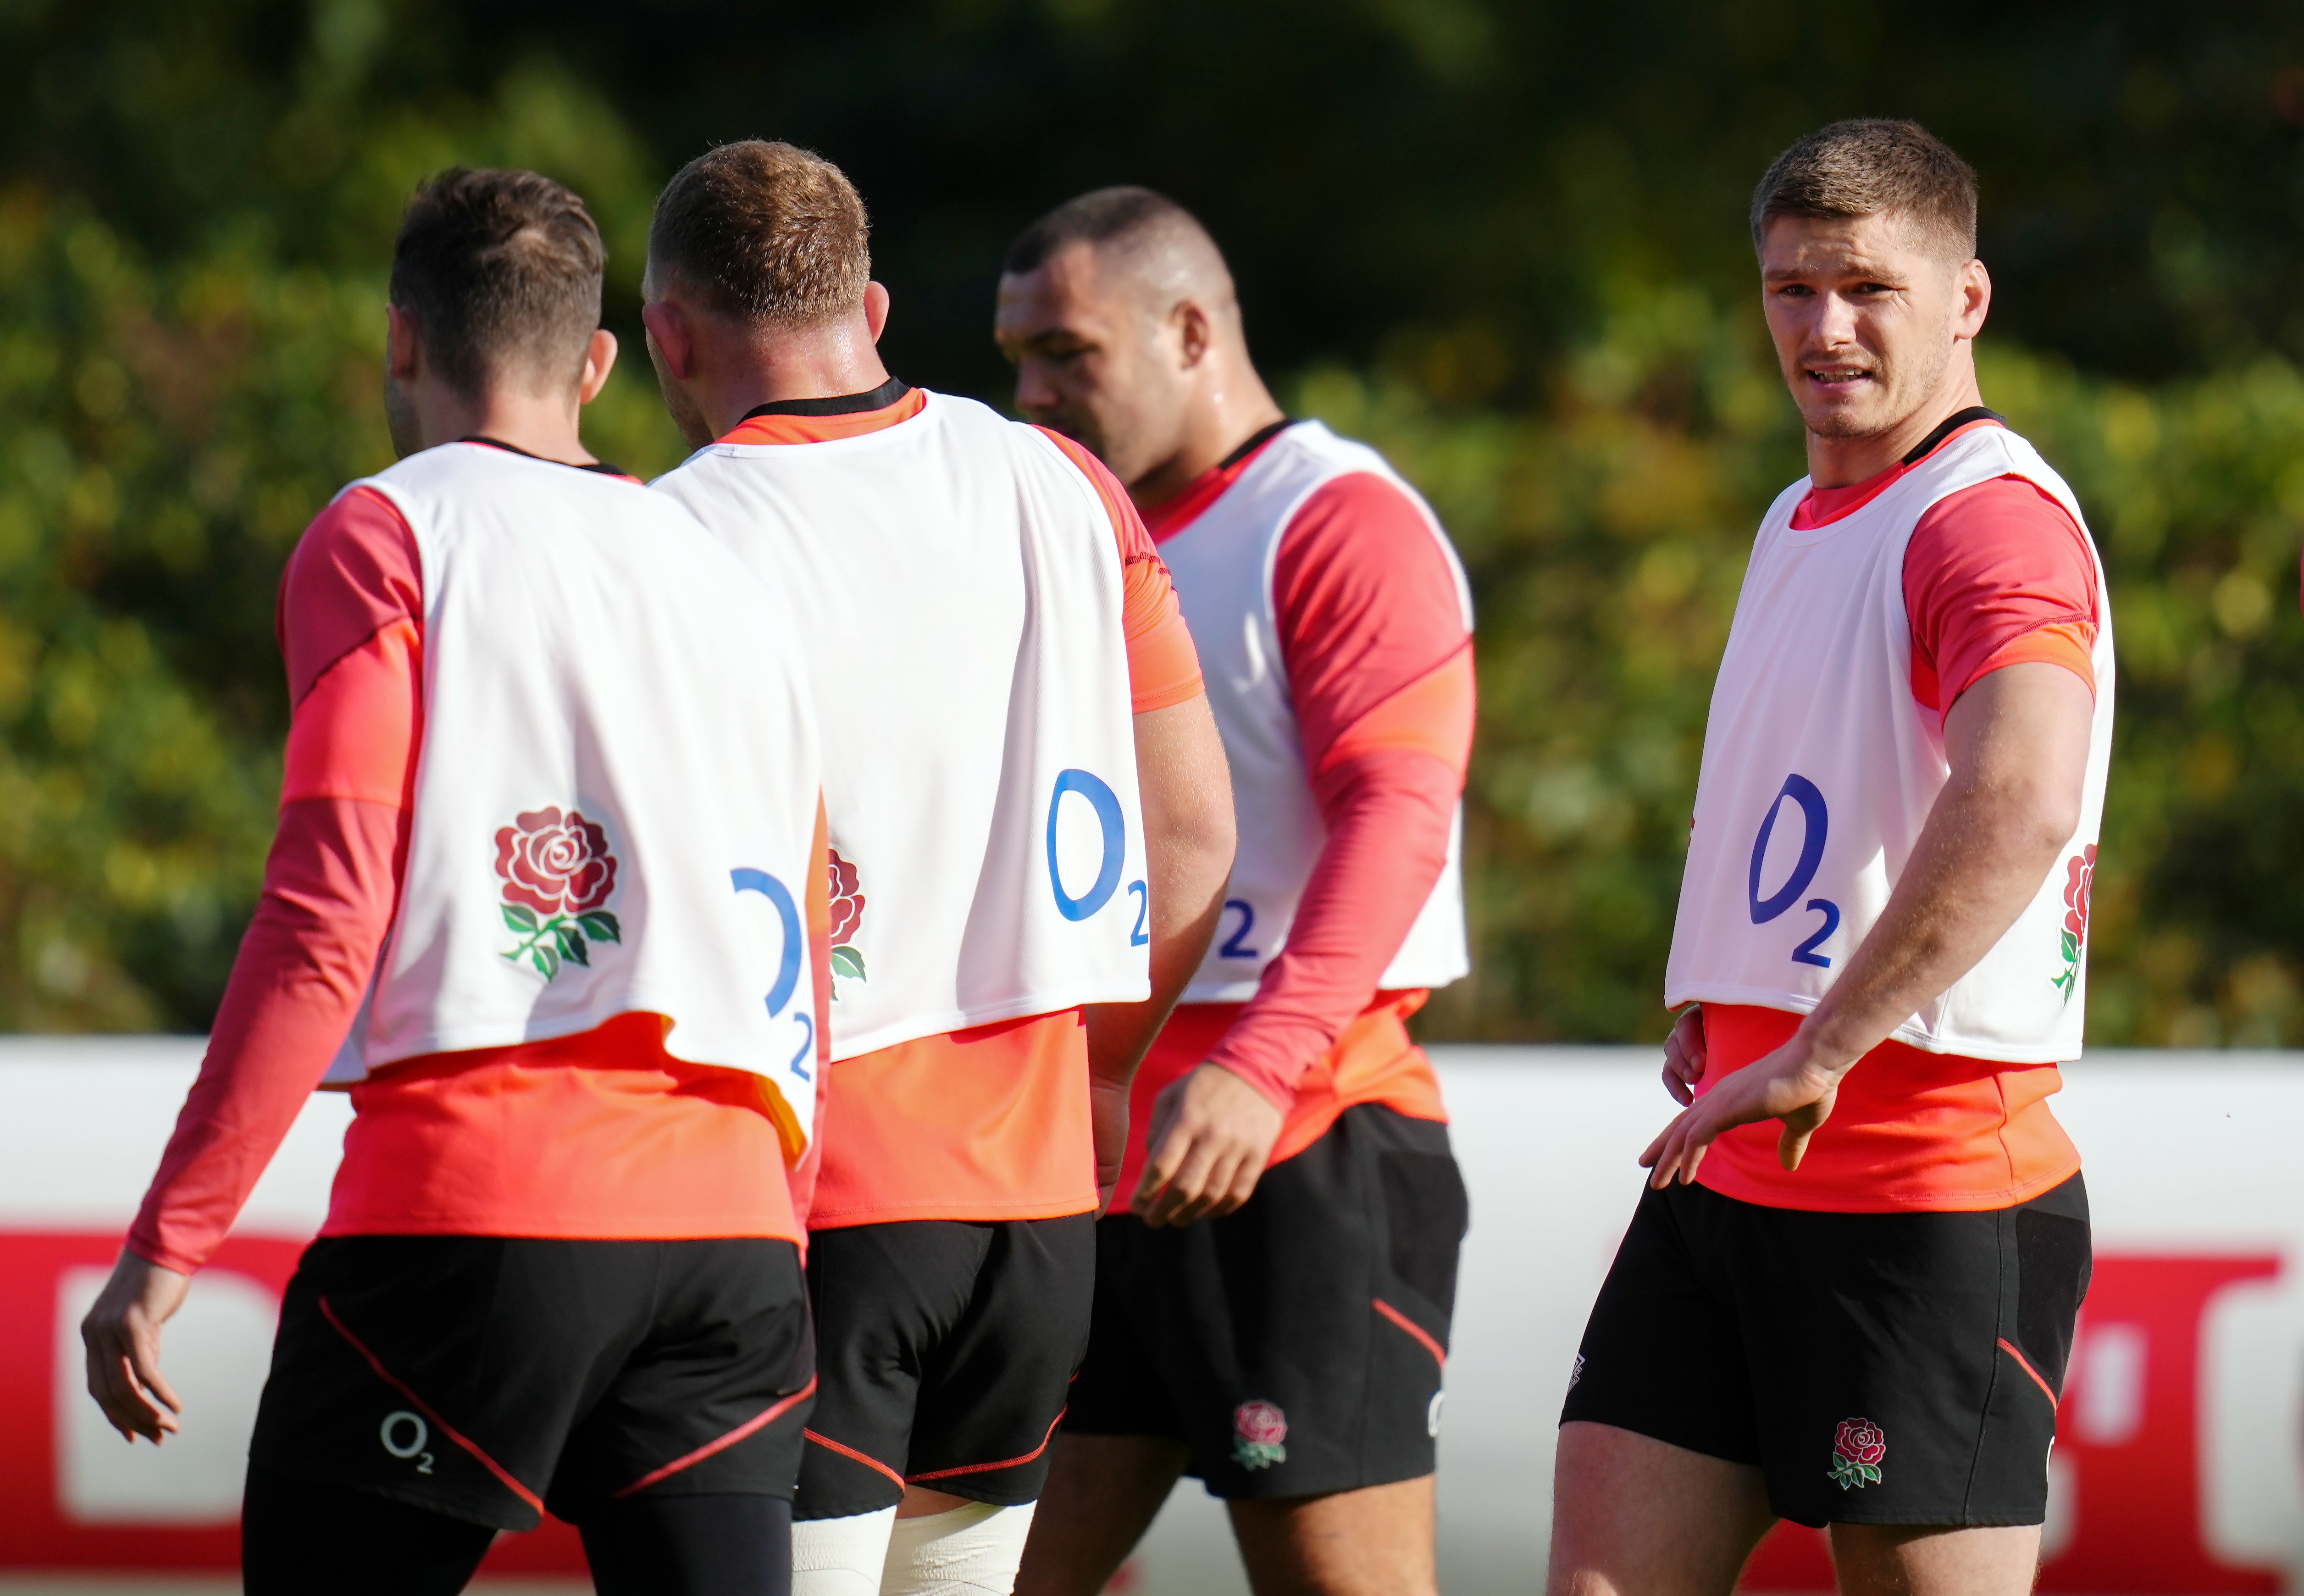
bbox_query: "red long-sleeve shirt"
[1119,446,1475,1193]
[128,466,827,1275]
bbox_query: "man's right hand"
[1131,1063,1285,1228]
[82,1250,190,1444]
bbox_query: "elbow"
[2011,784,2084,872]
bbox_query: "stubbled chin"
[1798,393,1889,441]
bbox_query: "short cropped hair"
[388,167,604,399]
[649,141,871,326]
[1750,119,1979,261]
[1002,185,1206,277]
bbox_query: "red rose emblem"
[1234,1400,1288,1448]
[1834,1418,1887,1467]
[494,806,618,918]
[2063,843,2097,942]
[828,848,866,948]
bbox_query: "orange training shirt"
[718,386,1204,1229]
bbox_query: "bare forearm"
[1086,694,1235,1089]
[1801,665,2091,1072]
[1802,790,2063,1067]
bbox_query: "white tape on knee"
[792,1505,899,1596]
[881,1501,1038,1596]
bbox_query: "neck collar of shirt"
[1141,418,1295,543]
[1789,408,2006,531]
[458,436,630,479]
[722,378,924,446]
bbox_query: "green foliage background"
[5,0,2304,1045]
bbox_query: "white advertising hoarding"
[3,1041,2301,1592]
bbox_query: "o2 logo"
[1747,774,1839,969]
[1218,899,1258,959]
[731,867,814,1081]
[1047,769,1147,944]
[380,1409,435,1475]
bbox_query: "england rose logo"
[1231,1400,1288,1472]
[827,848,867,992]
[2051,843,2097,1003]
[494,806,622,981]
[1828,1417,1886,1491]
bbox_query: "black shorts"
[1065,1104,1467,1500]
[1562,1173,2091,1529]
[249,1235,814,1532]
[795,1215,1095,1519]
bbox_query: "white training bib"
[1665,424,2115,1063]
[1156,421,1473,1003]
[653,390,1150,1060]
[322,443,825,1155]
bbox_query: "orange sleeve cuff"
[280,619,422,808]
[1959,620,2096,705]
[1314,642,1475,778]
[1123,563,1204,713]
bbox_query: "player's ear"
[578,329,618,406]
[641,299,692,382]
[385,303,422,382]
[1174,299,1212,371]
[864,281,891,343]
[1955,258,1991,340]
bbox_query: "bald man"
[997,188,1475,1596]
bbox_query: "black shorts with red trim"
[794,1214,1094,1519]
[1561,1172,2091,1529]
[247,1235,814,1532]
[1064,1103,1466,1500]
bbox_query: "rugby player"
[79,170,833,1595]
[995,189,1475,1596]
[640,144,1236,1595]
[1551,121,2109,1596]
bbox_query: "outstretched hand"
[1132,1063,1285,1228]
[82,1250,191,1444]
[1642,1025,1844,1188]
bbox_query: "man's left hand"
[1640,1030,1845,1187]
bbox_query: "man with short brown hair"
[81,166,831,1596]
[643,142,1237,1596]
[1549,119,2107,1596]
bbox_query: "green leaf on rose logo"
[555,925,590,966]
[831,945,866,981]
[502,903,540,933]
[578,911,621,944]
[531,945,560,979]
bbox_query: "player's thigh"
[242,1463,498,1596]
[798,1220,991,1519]
[1547,1423,1772,1596]
[908,1212,1097,1503]
[553,1237,816,1523]
[1734,1175,2089,1532]
[1015,1432,1191,1596]
[581,1491,797,1596]
[1830,1522,2044,1596]
[1228,1474,1437,1596]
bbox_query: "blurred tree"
[4,0,2304,1043]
